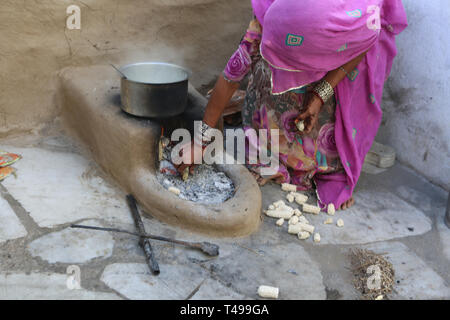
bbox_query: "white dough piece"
[298,222,315,234]
[313,233,321,243]
[288,224,301,235]
[257,285,279,299]
[281,204,294,213]
[265,209,293,219]
[299,216,309,224]
[288,216,299,225]
[281,183,297,192]
[268,204,275,210]
[288,222,315,234]
[168,186,181,196]
[286,193,295,203]
[296,120,305,132]
[327,203,336,216]
[293,193,308,204]
[273,200,285,208]
[276,218,285,227]
[293,209,302,216]
[303,203,321,215]
[324,218,333,225]
[337,219,344,227]
[298,231,310,240]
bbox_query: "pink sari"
[251,0,407,209]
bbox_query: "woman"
[177,0,407,211]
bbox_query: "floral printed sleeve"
[223,19,262,83]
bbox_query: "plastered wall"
[377,0,450,190]
[0,0,252,136]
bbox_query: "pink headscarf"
[252,0,407,208]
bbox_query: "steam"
[114,43,191,74]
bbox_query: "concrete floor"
[0,133,449,300]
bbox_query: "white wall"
[378,0,450,190]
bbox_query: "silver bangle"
[194,121,214,147]
[339,66,348,75]
[313,80,334,103]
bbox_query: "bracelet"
[194,121,214,147]
[313,80,334,104]
[339,66,348,76]
[222,72,239,84]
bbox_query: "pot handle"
[110,64,127,79]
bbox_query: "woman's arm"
[324,51,367,88]
[202,76,240,128]
[203,19,262,127]
[174,19,261,174]
[174,76,238,175]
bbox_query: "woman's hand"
[294,50,367,135]
[173,140,198,176]
[295,93,323,134]
[173,74,238,178]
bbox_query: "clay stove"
[58,65,262,237]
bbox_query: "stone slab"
[437,218,450,262]
[0,272,120,300]
[190,278,246,300]
[0,146,133,228]
[28,220,114,264]
[272,190,432,245]
[0,196,27,243]
[100,263,207,300]
[365,242,450,299]
[202,242,327,300]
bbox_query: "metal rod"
[70,224,195,247]
[71,225,139,237]
[126,195,160,275]
[70,224,219,256]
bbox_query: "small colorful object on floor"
[0,166,16,181]
[0,151,21,167]
[0,151,21,181]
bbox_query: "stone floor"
[0,133,449,300]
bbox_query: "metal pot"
[119,62,189,118]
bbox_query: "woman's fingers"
[174,161,195,175]
[296,111,310,128]
[306,114,319,133]
[176,163,188,174]
[178,163,196,175]
[296,112,314,134]
[296,110,310,121]
[173,140,198,175]
[296,92,323,134]
[296,108,320,134]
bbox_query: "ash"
[157,161,235,204]
[156,136,235,204]
[157,136,235,204]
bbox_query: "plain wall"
[377,0,450,190]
